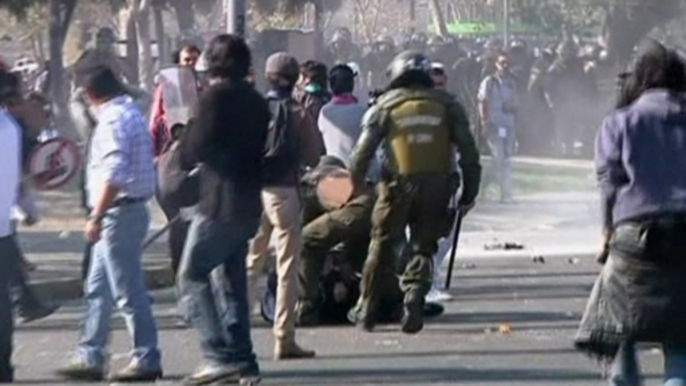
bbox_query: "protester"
[317,64,366,165]
[176,34,267,385]
[150,43,201,157]
[58,66,162,382]
[430,62,449,92]
[349,51,481,334]
[428,62,459,303]
[575,41,686,386]
[150,43,202,277]
[0,70,58,323]
[294,60,332,121]
[0,69,22,384]
[478,52,518,203]
[246,52,321,360]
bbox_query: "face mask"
[305,83,322,94]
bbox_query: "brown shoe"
[274,342,316,360]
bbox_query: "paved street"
[12,157,667,385]
[13,257,667,386]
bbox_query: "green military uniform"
[296,160,376,325]
[349,61,481,333]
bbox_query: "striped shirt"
[87,95,155,208]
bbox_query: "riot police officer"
[348,51,482,334]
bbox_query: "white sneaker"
[425,289,453,303]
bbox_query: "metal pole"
[226,0,247,38]
[503,0,510,47]
[410,0,417,33]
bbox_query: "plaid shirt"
[87,95,156,208]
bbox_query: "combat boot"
[401,292,425,334]
[347,305,376,332]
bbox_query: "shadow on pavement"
[265,366,608,385]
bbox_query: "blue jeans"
[78,203,161,371]
[611,341,686,386]
[177,214,259,374]
[0,236,14,381]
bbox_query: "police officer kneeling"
[349,51,482,334]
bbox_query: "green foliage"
[511,0,685,37]
[512,0,604,37]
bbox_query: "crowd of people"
[1,29,686,386]
[325,29,603,160]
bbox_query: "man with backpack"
[246,52,323,360]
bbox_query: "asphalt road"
[12,256,666,386]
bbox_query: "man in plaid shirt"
[58,66,162,383]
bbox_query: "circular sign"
[28,137,81,191]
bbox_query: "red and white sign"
[28,138,81,191]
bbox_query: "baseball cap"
[265,52,299,77]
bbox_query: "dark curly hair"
[206,34,252,81]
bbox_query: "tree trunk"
[122,5,140,85]
[48,0,79,140]
[429,0,449,37]
[153,1,167,66]
[313,1,323,60]
[602,0,683,66]
[137,0,154,90]
[170,0,195,32]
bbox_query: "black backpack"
[156,123,200,209]
[263,98,299,179]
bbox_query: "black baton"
[444,210,464,290]
[142,214,181,250]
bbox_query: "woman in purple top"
[575,41,686,386]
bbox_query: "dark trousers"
[298,194,374,306]
[0,236,15,382]
[356,174,454,318]
[8,234,42,311]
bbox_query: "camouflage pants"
[356,174,455,318]
[298,194,375,305]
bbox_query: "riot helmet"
[557,39,579,60]
[95,28,116,50]
[387,51,433,87]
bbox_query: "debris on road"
[568,258,581,265]
[460,263,477,270]
[499,324,512,335]
[532,256,546,264]
[484,242,525,251]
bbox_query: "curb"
[32,265,175,302]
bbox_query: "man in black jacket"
[177,34,269,386]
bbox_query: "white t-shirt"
[0,111,21,237]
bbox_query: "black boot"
[401,292,425,334]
